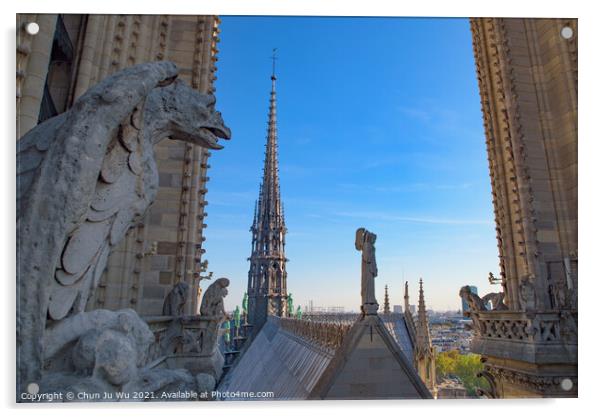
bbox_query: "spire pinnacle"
[247,53,288,329]
[270,48,277,81]
[404,281,410,313]
[416,278,432,348]
[418,278,426,314]
[383,285,391,314]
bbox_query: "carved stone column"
[467,17,577,398]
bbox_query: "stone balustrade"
[144,315,224,359]
[468,310,577,345]
[277,316,353,350]
[302,312,359,325]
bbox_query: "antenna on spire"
[270,48,278,80]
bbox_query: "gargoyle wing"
[17,61,178,390]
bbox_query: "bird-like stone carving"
[17,61,231,391]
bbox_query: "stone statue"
[199,278,230,319]
[16,61,230,394]
[482,292,508,311]
[459,285,487,313]
[162,282,189,316]
[38,308,201,401]
[459,286,508,312]
[355,227,379,315]
[287,293,294,316]
[519,274,537,311]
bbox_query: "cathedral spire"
[383,285,391,314]
[404,281,410,313]
[247,55,288,331]
[414,278,437,394]
[416,278,432,348]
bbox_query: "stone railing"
[468,310,577,345]
[144,315,224,360]
[144,315,227,381]
[302,312,359,325]
[278,316,353,350]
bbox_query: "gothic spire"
[383,285,391,314]
[416,278,432,349]
[404,281,410,313]
[247,54,288,330]
[256,53,283,229]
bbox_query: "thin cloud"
[398,106,431,122]
[334,210,492,225]
[337,182,474,193]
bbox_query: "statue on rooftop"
[199,277,230,320]
[355,227,379,315]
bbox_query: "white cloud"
[333,210,492,225]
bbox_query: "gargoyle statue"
[17,61,230,392]
[199,278,230,320]
[162,282,190,316]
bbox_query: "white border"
[3,1,599,416]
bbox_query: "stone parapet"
[469,310,577,364]
[277,316,353,351]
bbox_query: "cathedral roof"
[218,313,430,400]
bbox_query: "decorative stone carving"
[460,285,508,313]
[200,277,230,319]
[485,365,577,397]
[518,275,536,311]
[162,282,189,316]
[279,316,352,350]
[39,309,200,401]
[43,309,154,372]
[459,285,487,313]
[16,61,230,394]
[355,227,378,315]
[481,292,508,311]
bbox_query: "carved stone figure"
[162,282,189,316]
[38,309,199,401]
[16,61,230,393]
[519,275,537,311]
[199,277,230,319]
[355,227,378,315]
[43,309,154,373]
[482,292,508,311]
[459,285,487,313]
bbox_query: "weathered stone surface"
[162,282,189,316]
[199,277,230,318]
[355,227,378,315]
[43,309,154,371]
[126,368,196,401]
[196,372,216,394]
[94,329,139,385]
[16,61,230,392]
[39,308,215,402]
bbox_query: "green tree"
[435,350,487,396]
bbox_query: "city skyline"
[204,16,501,312]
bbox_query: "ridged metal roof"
[381,313,415,363]
[218,317,334,400]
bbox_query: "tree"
[435,350,487,396]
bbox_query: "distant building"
[461,286,478,315]
[393,305,403,314]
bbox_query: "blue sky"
[204,16,499,312]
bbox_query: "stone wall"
[469,17,577,398]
